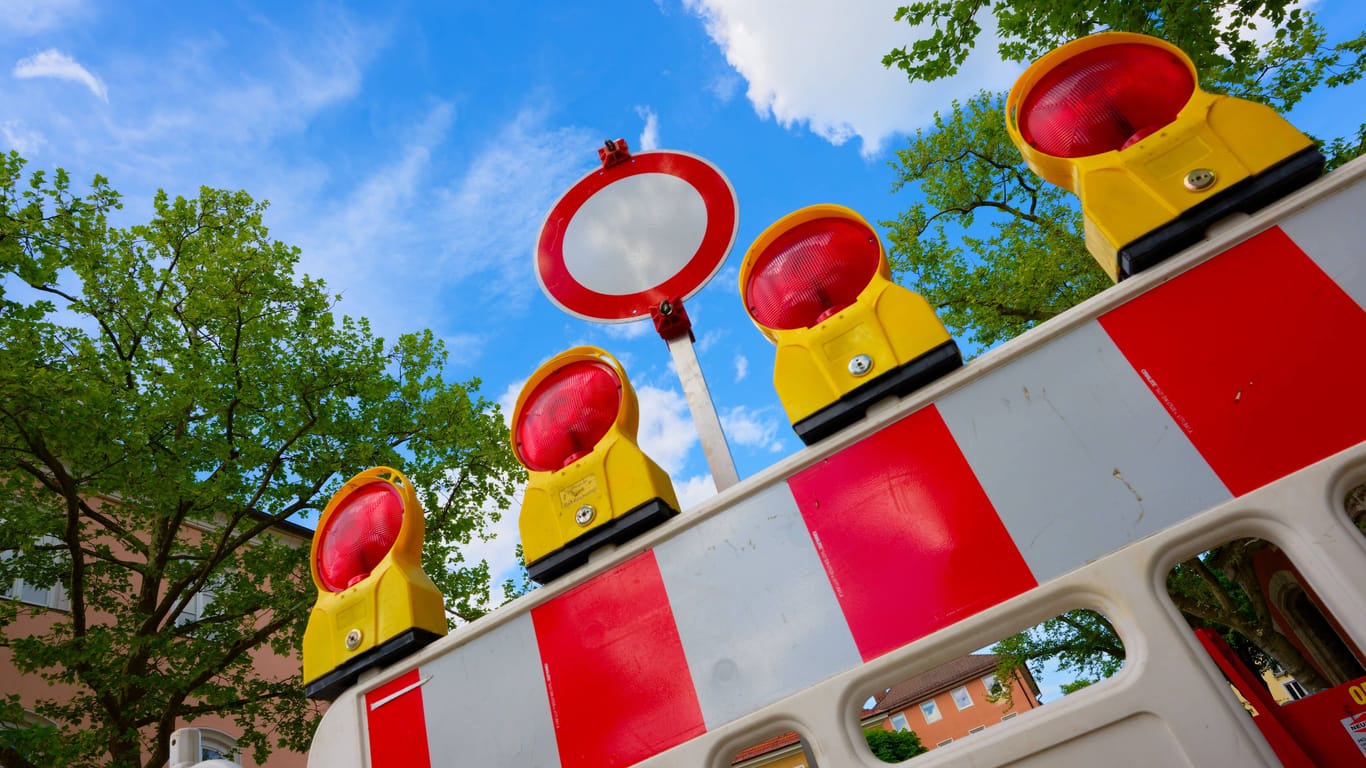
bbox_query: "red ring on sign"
[536,151,738,323]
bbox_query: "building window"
[1283,679,1309,700]
[173,587,216,627]
[889,713,910,732]
[1001,712,1018,721]
[981,674,1004,697]
[950,685,973,710]
[0,543,70,611]
[0,710,57,764]
[170,727,239,765]
[919,699,942,724]
[936,738,954,747]
[969,726,986,734]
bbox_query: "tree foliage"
[0,153,522,768]
[884,1,1366,113]
[990,536,1357,698]
[864,727,928,763]
[990,609,1124,705]
[883,91,1108,348]
[882,3,1366,349]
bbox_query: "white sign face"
[561,173,708,296]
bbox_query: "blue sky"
[3,1,1363,625]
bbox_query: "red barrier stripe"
[365,668,431,768]
[1100,227,1366,496]
[532,551,706,768]
[788,405,1037,661]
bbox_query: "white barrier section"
[307,159,1366,768]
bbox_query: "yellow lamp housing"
[302,466,447,701]
[1006,31,1323,281]
[740,204,961,445]
[511,346,680,584]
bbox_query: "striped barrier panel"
[307,157,1366,768]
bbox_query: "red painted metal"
[598,137,632,168]
[365,669,432,768]
[650,296,694,342]
[531,551,706,768]
[1196,628,1366,765]
[787,405,1037,662]
[1280,676,1366,765]
[1194,628,1316,767]
[1099,226,1366,496]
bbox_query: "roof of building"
[730,731,802,764]
[865,654,1003,717]
[731,653,1038,763]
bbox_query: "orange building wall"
[1,513,311,768]
[882,671,1039,748]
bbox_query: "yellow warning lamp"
[1006,31,1323,281]
[302,467,446,701]
[740,204,961,445]
[511,346,679,584]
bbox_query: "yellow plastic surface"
[1005,32,1315,280]
[511,347,679,567]
[302,467,447,688]
[740,205,953,424]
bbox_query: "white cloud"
[279,103,452,338]
[1216,0,1315,50]
[432,106,599,310]
[496,377,528,427]
[443,332,490,364]
[451,483,526,608]
[601,319,654,340]
[634,384,700,476]
[707,70,742,103]
[721,404,785,453]
[734,353,748,382]
[674,473,718,510]
[712,265,741,294]
[13,48,107,101]
[0,0,86,36]
[636,105,661,150]
[1,120,45,155]
[277,104,600,344]
[695,328,726,354]
[681,0,1021,156]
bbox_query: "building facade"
[732,653,1042,766]
[1,513,313,768]
[863,654,1043,750]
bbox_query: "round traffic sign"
[536,150,738,323]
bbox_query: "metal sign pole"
[653,299,739,491]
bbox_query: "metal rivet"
[345,629,362,650]
[575,505,595,526]
[1184,168,1216,191]
[848,354,873,377]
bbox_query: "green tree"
[864,727,928,763]
[883,90,1109,349]
[882,3,1366,347]
[989,609,1124,705]
[884,1,1366,112]
[1058,678,1094,695]
[990,543,1343,697]
[0,152,523,768]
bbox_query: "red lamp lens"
[1020,43,1194,157]
[515,360,621,472]
[317,482,404,592]
[745,216,879,330]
